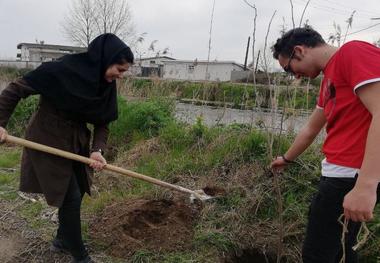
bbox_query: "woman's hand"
[0,127,8,143]
[89,151,107,171]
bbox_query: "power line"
[293,0,356,17]
[296,0,379,19]
[346,22,380,36]
[314,0,380,17]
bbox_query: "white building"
[162,60,244,82]
[137,56,175,68]
[17,43,86,62]
[129,56,175,77]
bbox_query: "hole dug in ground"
[90,199,199,258]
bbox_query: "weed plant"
[6,96,39,136]
[0,66,31,79]
[108,96,175,150]
[108,116,380,262]
[120,78,319,111]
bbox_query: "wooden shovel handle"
[5,135,196,196]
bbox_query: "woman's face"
[104,63,130,83]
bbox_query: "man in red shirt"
[271,26,380,262]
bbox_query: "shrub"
[108,97,175,146]
[159,121,192,150]
[0,67,32,79]
[7,95,39,136]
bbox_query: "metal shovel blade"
[190,189,215,203]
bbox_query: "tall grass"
[120,78,319,111]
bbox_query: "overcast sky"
[1,0,380,68]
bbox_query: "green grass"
[0,147,21,167]
[7,96,39,137]
[19,201,46,229]
[194,231,235,253]
[108,97,175,154]
[131,250,156,263]
[0,147,21,200]
[131,250,208,263]
[0,172,19,200]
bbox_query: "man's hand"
[89,151,107,171]
[0,127,8,143]
[343,183,377,222]
[270,156,289,172]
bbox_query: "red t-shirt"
[317,41,380,168]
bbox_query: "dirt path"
[0,199,70,263]
[0,234,24,262]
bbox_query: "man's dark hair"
[272,26,326,59]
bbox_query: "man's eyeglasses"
[283,48,296,75]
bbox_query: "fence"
[0,60,41,69]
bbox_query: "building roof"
[17,43,86,52]
[138,56,176,61]
[163,59,244,69]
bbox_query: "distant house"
[162,60,244,82]
[130,56,176,77]
[17,43,86,62]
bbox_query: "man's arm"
[271,107,326,170]
[343,82,380,222]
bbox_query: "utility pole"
[243,36,250,70]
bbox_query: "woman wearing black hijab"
[0,33,134,263]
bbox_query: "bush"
[108,97,175,146]
[0,67,32,79]
[159,121,192,150]
[7,95,39,136]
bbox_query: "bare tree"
[62,0,136,47]
[62,0,96,46]
[93,0,136,40]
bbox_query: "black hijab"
[23,33,133,125]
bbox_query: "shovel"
[4,135,214,202]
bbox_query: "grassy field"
[0,93,379,262]
[0,69,379,262]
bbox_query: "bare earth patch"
[89,198,199,258]
[0,234,24,262]
[0,199,71,263]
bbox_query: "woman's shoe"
[71,255,94,263]
[49,238,70,254]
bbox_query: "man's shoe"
[71,255,94,263]
[50,238,70,254]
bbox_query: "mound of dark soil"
[89,199,199,258]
